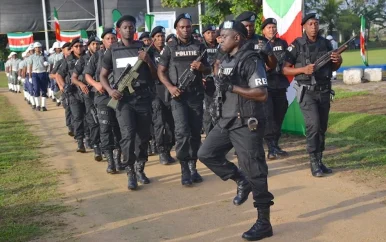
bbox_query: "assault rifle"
[309,36,355,84]
[177,49,207,92]
[107,42,154,109]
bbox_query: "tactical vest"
[78,53,91,84]
[65,54,79,84]
[94,50,115,85]
[168,39,203,88]
[111,41,152,89]
[204,41,218,66]
[266,38,289,89]
[220,49,266,120]
[294,35,332,85]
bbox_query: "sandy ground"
[2,88,386,242]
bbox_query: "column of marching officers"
[5,11,342,241]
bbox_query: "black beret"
[150,26,166,37]
[69,38,83,47]
[174,13,192,28]
[101,28,117,39]
[139,32,150,40]
[62,42,71,49]
[166,34,176,42]
[87,36,100,46]
[235,11,257,22]
[301,13,319,25]
[261,18,277,30]
[116,15,136,28]
[202,24,216,34]
[220,20,248,38]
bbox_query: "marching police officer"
[9,52,21,93]
[100,15,158,190]
[235,11,277,70]
[201,24,218,135]
[150,26,176,165]
[157,13,211,186]
[139,32,152,47]
[85,28,124,173]
[198,20,274,241]
[5,56,12,91]
[57,38,87,152]
[283,13,342,177]
[29,42,50,111]
[72,36,102,161]
[261,18,290,159]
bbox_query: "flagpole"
[94,0,100,31]
[146,0,150,14]
[198,1,202,34]
[41,0,50,51]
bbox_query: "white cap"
[10,52,17,56]
[326,35,333,40]
[52,41,61,49]
[49,48,55,54]
[60,41,67,48]
[22,52,27,58]
[33,42,42,48]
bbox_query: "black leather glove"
[258,40,274,57]
[215,76,233,92]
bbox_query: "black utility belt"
[300,84,331,92]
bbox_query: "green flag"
[145,14,155,32]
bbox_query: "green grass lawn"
[333,88,369,100]
[0,72,8,88]
[341,48,386,67]
[0,95,67,242]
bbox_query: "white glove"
[43,61,49,67]
[21,78,25,83]
[6,73,9,77]
[18,76,21,81]
[28,78,32,83]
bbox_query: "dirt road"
[3,90,386,242]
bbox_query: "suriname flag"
[7,32,34,52]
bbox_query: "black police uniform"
[285,32,333,176]
[264,37,290,157]
[151,47,176,164]
[52,58,73,134]
[57,52,86,151]
[202,40,218,136]
[158,36,210,185]
[74,52,101,155]
[85,49,123,172]
[102,41,154,187]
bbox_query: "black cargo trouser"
[171,92,203,161]
[94,93,121,151]
[68,92,85,140]
[198,121,274,206]
[299,89,331,154]
[203,93,215,136]
[152,97,175,150]
[116,95,152,165]
[264,88,288,141]
[82,91,100,146]
[62,94,73,132]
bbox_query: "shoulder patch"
[287,44,295,52]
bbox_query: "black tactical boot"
[159,152,170,165]
[188,160,203,183]
[310,153,323,177]
[135,160,150,184]
[180,161,193,186]
[231,170,252,206]
[113,149,125,171]
[126,165,138,190]
[68,129,74,137]
[166,146,176,164]
[93,144,103,161]
[274,138,288,156]
[36,106,41,111]
[41,107,48,112]
[105,150,116,174]
[316,152,332,174]
[266,140,278,160]
[56,101,61,106]
[242,206,273,241]
[84,136,92,149]
[76,139,86,153]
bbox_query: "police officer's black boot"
[231,170,252,206]
[68,128,74,137]
[113,149,125,171]
[158,147,170,165]
[266,140,278,160]
[316,152,332,174]
[134,160,150,184]
[76,139,86,153]
[274,138,288,156]
[309,153,323,177]
[106,150,116,174]
[93,144,102,161]
[84,136,92,149]
[242,206,273,241]
[126,165,138,190]
[180,161,193,186]
[166,146,176,164]
[188,160,203,183]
